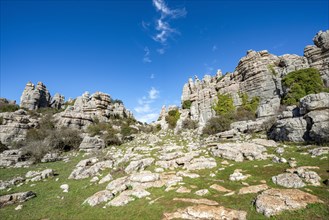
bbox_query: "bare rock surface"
[272,173,305,188]
[79,135,105,152]
[238,184,268,194]
[0,191,36,208]
[255,188,323,217]
[163,204,247,220]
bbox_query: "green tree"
[213,93,235,116]
[165,109,180,129]
[282,68,326,105]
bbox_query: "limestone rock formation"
[304,30,329,86]
[79,135,105,152]
[20,82,51,110]
[0,109,38,145]
[255,189,323,217]
[50,93,65,109]
[0,191,36,208]
[55,92,133,129]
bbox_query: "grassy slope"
[0,142,328,220]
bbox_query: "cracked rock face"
[272,173,306,188]
[255,189,323,217]
[163,204,247,220]
[20,82,51,110]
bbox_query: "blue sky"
[1,0,328,122]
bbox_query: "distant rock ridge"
[55,91,133,129]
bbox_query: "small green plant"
[165,109,180,129]
[213,93,235,116]
[0,103,19,113]
[202,116,232,135]
[182,100,192,109]
[267,64,278,76]
[282,68,327,105]
[155,124,162,132]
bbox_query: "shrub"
[0,103,19,113]
[45,129,82,151]
[202,116,232,135]
[155,124,162,132]
[103,131,122,146]
[282,68,326,105]
[0,116,3,125]
[165,109,180,129]
[121,125,138,137]
[235,92,260,121]
[22,140,51,162]
[234,107,256,121]
[213,93,235,116]
[182,100,192,109]
[182,118,198,130]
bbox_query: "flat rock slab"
[173,198,219,206]
[0,191,36,208]
[238,184,268,195]
[163,204,247,220]
[83,190,113,206]
[210,184,232,193]
[255,188,323,217]
[272,173,305,188]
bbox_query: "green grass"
[0,141,328,220]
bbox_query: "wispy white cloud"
[151,0,186,46]
[134,87,160,123]
[143,47,152,63]
[157,48,165,54]
[150,74,155,79]
[149,87,159,99]
[141,20,150,30]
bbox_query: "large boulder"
[0,191,36,208]
[299,93,329,114]
[255,189,323,217]
[20,82,51,110]
[79,135,105,152]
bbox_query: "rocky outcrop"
[0,149,31,168]
[50,93,65,109]
[269,92,329,143]
[255,189,323,217]
[0,191,36,208]
[0,109,38,145]
[304,30,329,87]
[55,92,133,129]
[20,82,51,110]
[79,135,105,152]
[163,204,247,220]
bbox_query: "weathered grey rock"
[106,192,135,207]
[55,91,133,130]
[211,142,267,162]
[0,191,36,208]
[25,169,54,182]
[304,30,329,86]
[308,147,329,156]
[106,177,129,195]
[304,110,329,144]
[255,189,322,217]
[272,173,305,188]
[50,93,65,109]
[251,138,278,147]
[0,177,25,190]
[124,158,155,174]
[69,158,112,180]
[0,149,29,168]
[41,152,62,163]
[20,82,51,110]
[238,184,268,195]
[98,174,113,184]
[229,170,250,181]
[184,156,217,171]
[269,117,308,142]
[163,204,247,220]
[195,189,209,196]
[79,135,105,152]
[83,190,113,206]
[129,171,160,183]
[0,109,38,145]
[299,93,329,115]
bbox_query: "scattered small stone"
[176,186,191,194]
[60,184,69,193]
[238,184,268,195]
[195,189,209,196]
[14,204,23,211]
[223,192,235,196]
[210,184,232,193]
[229,169,250,181]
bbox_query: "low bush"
[0,142,8,153]
[182,118,198,130]
[282,68,327,105]
[182,100,192,109]
[0,103,19,113]
[165,109,180,129]
[213,93,235,116]
[202,116,232,135]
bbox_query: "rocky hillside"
[0,30,328,220]
[157,30,329,144]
